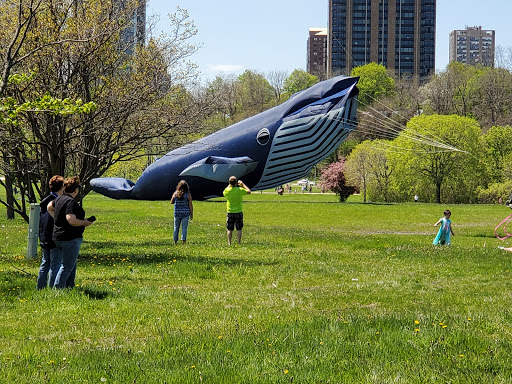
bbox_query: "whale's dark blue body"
[90,75,359,200]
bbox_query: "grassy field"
[1,191,512,383]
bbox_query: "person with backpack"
[37,175,64,289]
[48,176,95,289]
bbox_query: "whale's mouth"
[253,88,358,190]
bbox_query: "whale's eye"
[257,128,270,146]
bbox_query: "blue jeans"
[54,238,83,289]
[173,216,190,242]
[36,247,63,289]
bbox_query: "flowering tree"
[318,159,356,202]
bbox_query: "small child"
[433,209,455,245]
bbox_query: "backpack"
[39,195,56,249]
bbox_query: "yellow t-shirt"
[223,186,248,213]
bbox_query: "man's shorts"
[226,212,243,231]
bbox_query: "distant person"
[37,175,64,289]
[171,180,193,244]
[48,176,94,288]
[414,194,418,203]
[223,176,251,245]
[433,209,454,245]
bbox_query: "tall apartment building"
[307,28,328,80]
[119,0,146,50]
[449,26,495,67]
[328,0,436,80]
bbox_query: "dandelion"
[191,365,196,369]
[442,325,447,328]
[284,370,289,374]
[218,335,222,340]
[467,318,471,321]
[414,328,420,333]
[414,320,420,325]
[227,350,231,353]
[320,341,324,345]
[459,354,464,357]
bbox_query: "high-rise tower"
[449,26,495,67]
[328,0,436,80]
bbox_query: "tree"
[283,69,318,96]
[236,70,274,118]
[266,70,288,104]
[482,125,512,183]
[344,142,371,202]
[388,115,485,203]
[472,67,512,128]
[350,63,395,108]
[0,2,202,220]
[318,159,356,202]
[345,140,393,203]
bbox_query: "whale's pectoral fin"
[179,156,258,183]
[90,177,135,200]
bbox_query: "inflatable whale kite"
[90,75,359,200]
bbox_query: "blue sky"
[148,0,512,80]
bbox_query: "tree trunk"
[436,183,442,204]
[2,152,15,219]
[4,173,15,220]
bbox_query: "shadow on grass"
[472,233,499,238]
[80,286,112,300]
[79,241,280,268]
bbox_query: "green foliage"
[476,180,512,204]
[388,114,485,203]
[236,70,274,116]
[0,72,96,125]
[350,63,395,107]
[482,125,512,182]
[2,193,512,382]
[103,156,147,182]
[345,140,393,202]
[283,69,318,96]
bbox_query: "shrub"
[318,160,356,202]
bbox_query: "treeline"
[2,2,512,222]
[327,62,512,204]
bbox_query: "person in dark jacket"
[36,175,64,289]
[48,176,94,288]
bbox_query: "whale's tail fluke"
[90,177,135,199]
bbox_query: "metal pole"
[27,203,40,259]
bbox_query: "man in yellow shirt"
[223,176,251,245]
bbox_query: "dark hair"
[64,176,80,194]
[229,176,237,187]
[176,180,189,199]
[49,175,64,192]
[444,209,451,216]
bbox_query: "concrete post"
[27,203,40,259]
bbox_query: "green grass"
[1,191,512,383]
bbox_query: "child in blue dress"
[433,209,455,245]
[171,180,193,244]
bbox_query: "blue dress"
[433,217,451,245]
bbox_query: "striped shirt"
[173,193,190,218]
